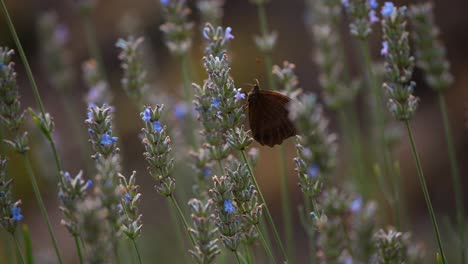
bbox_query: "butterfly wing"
[248,91,296,147]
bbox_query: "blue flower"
[100,134,117,145]
[86,180,93,189]
[203,168,211,178]
[380,41,389,56]
[343,256,353,264]
[0,62,4,68]
[64,172,71,181]
[224,27,234,41]
[142,108,152,122]
[369,10,379,23]
[368,0,378,9]
[86,110,93,123]
[160,0,169,5]
[11,207,23,221]
[212,98,221,108]
[310,212,318,221]
[125,193,132,202]
[381,2,394,17]
[234,88,246,102]
[350,197,363,212]
[174,103,187,119]
[224,200,235,213]
[202,28,210,40]
[307,165,320,178]
[153,121,162,132]
[116,38,126,49]
[87,128,94,134]
[341,0,349,8]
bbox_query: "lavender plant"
[408,3,464,262]
[381,2,446,262]
[196,0,225,27]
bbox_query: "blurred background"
[0,0,467,263]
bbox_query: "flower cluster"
[202,23,235,58]
[76,197,112,264]
[305,1,359,109]
[190,148,213,198]
[58,171,92,236]
[225,157,262,244]
[0,157,23,234]
[140,105,176,196]
[291,94,337,198]
[118,171,143,240]
[86,104,119,159]
[37,12,75,92]
[373,228,426,263]
[343,0,380,39]
[408,3,453,92]
[83,59,112,106]
[159,0,194,56]
[381,3,419,121]
[116,36,149,103]
[272,61,303,99]
[209,176,242,251]
[0,47,28,153]
[188,198,221,264]
[196,0,225,26]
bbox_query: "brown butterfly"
[247,80,297,147]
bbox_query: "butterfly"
[247,80,297,147]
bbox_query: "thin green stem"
[0,127,5,155]
[21,225,33,264]
[359,40,400,228]
[234,251,243,264]
[303,197,316,264]
[256,225,277,264]
[166,199,190,264]
[168,194,196,246]
[0,0,63,176]
[179,54,196,149]
[240,150,288,263]
[404,121,447,264]
[73,235,84,264]
[131,239,143,264]
[438,93,465,264]
[2,230,13,264]
[114,240,121,264]
[277,145,295,263]
[12,235,25,264]
[21,155,63,264]
[243,244,253,264]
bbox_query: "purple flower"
[11,207,23,221]
[203,168,211,178]
[341,0,350,8]
[86,180,93,189]
[224,27,234,41]
[234,88,246,102]
[223,200,235,213]
[202,28,210,40]
[87,128,94,134]
[307,165,320,178]
[64,172,71,181]
[153,121,162,132]
[142,108,151,122]
[100,134,117,145]
[160,0,169,6]
[86,110,93,123]
[125,193,132,202]
[350,197,363,212]
[369,10,379,23]
[381,2,394,17]
[368,0,378,9]
[380,41,389,56]
[174,103,187,119]
[212,98,221,108]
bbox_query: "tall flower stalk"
[0,46,63,264]
[408,3,464,263]
[381,3,446,263]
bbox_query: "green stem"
[359,40,399,228]
[12,235,25,264]
[304,197,316,264]
[2,230,13,264]
[166,199,190,264]
[234,251,243,264]
[0,0,63,177]
[131,239,143,264]
[114,240,121,264]
[438,93,465,264]
[0,127,5,155]
[168,194,196,246]
[240,150,288,263]
[404,121,447,264]
[278,145,295,263]
[256,225,277,264]
[73,235,84,264]
[21,155,63,264]
[179,54,196,149]
[21,225,33,264]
